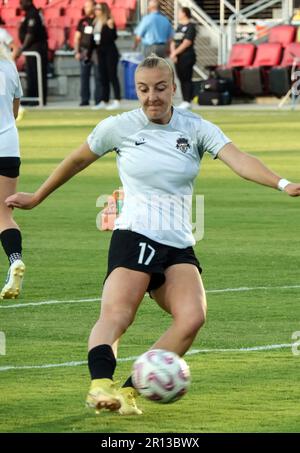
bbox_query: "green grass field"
[0,109,300,433]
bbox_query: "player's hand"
[5,192,39,209]
[107,18,114,28]
[75,52,81,61]
[284,183,300,197]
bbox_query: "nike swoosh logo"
[135,141,146,146]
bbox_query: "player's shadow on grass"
[4,410,150,433]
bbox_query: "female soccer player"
[6,55,300,415]
[0,43,25,299]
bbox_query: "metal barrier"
[21,51,43,107]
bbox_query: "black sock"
[88,344,116,380]
[0,229,22,264]
[123,376,134,388]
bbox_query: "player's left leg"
[86,267,150,414]
[150,263,207,355]
[0,175,25,300]
[119,263,206,415]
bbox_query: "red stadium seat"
[114,0,136,9]
[1,7,17,22]
[240,43,282,95]
[2,24,21,46]
[2,0,20,8]
[216,43,256,94]
[251,43,282,67]
[226,43,256,67]
[68,24,77,48]
[67,8,83,26]
[268,25,296,47]
[47,25,65,49]
[111,7,127,29]
[269,42,300,96]
[278,42,300,67]
[43,7,60,26]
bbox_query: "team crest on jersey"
[176,137,190,153]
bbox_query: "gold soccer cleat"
[118,387,143,415]
[0,260,25,300]
[86,378,121,413]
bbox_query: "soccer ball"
[132,349,191,403]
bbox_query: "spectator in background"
[0,27,18,60]
[90,2,121,110]
[74,0,101,107]
[134,0,173,58]
[170,6,196,110]
[16,0,48,106]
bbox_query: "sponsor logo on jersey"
[135,138,146,146]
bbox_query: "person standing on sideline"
[74,0,101,107]
[5,56,300,414]
[16,0,48,106]
[170,7,196,110]
[134,0,173,57]
[90,3,121,111]
[0,44,25,299]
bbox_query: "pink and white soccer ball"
[132,349,191,403]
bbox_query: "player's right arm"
[5,142,99,209]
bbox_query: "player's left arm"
[13,98,20,119]
[218,143,300,197]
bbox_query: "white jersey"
[0,28,13,50]
[88,107,231,248]
[0,59,23,158]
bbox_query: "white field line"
[1,284,300,310]
[0,343,293,372]
[0,298,100,309]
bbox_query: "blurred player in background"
[6,55,300,415]
[0,43,25,300]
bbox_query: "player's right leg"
[0,172,25,300]
[86,267,150,413]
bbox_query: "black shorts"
[105,229,202,293]
[0,157,21,178]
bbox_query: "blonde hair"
[136,53,175,83]
[95,2,111,21]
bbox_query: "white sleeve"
[87,115,121,156]
[3,29,13,46]
[197,119,232,159]
[14,72,23,99]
